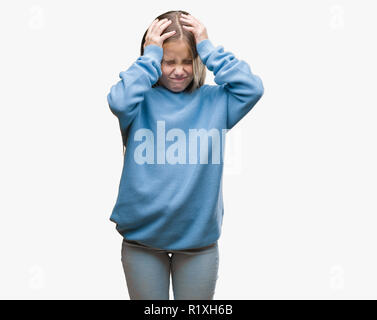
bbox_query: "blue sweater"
[107,39,264,250]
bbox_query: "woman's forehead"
[163,41,191,58]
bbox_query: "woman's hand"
[143,18,176,49]
[179,13,209,44]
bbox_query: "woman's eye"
[163,61,191,65]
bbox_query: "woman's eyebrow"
[163,58,192,61]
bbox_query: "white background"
[0,0,376,299]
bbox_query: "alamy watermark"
[133,120,229,165]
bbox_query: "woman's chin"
[160,78,192,93]
[168,84,187,92]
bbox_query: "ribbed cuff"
[143,44,163,62]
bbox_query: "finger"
[181,13,195,21]
[156,18,169,27]
[161,30,176,39]
[150,18,159,27]
[180,20,193,28]
[160,19,172,28]
[183,14,201,25]
[153,18,170,33]
[182,25,194,30]
[180,15,191,21]
[150,18,164,31]
[180,17,195,26]
[147,19,159,34]
[156,21,172,36]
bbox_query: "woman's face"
[159,40,194,92]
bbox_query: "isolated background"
[0,0,376,299]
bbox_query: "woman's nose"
[174,65,186,74]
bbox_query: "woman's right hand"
[143,18,176,49]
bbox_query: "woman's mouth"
[170,77,187,82]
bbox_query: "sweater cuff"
[143,44,163,62]
[196,39,216,58]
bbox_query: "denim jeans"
[121,239,219,300]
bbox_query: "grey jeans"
[121,239,219,300]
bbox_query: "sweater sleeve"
[196,39,264,130]
[107,44,163,130]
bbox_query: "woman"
[107,10,264,300]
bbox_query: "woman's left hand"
[179,13,209,44]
